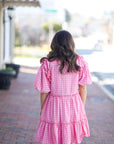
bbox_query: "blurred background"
[2,0,113,96]
[0,0,114,143]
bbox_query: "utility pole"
[44,9,58,43]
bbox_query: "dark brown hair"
[40,30,80,73]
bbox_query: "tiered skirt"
[35,92,90,144]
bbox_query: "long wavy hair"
[40,30,80,74]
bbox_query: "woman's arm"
[79,85,87,107]
[40,93,48,110]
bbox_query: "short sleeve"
[78,56,92,86]
[33,59,51,93]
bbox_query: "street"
[75,37,114,100]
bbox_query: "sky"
[41,0,114,18]
[15,0,114,19]
[56,0,114,18]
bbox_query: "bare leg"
[71,143,75,144]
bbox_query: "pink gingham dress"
[33,55,92,144]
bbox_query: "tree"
[53,22,62,32]
[64,9,71,23]
[42,21,62,33]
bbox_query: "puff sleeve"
[78,56,92,86]
[33,59,51,93]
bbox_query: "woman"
[33,30,92,144]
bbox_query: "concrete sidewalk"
[0,66,114,144]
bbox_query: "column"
[0,4,4,69]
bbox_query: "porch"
[0,0,40,69]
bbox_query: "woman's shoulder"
[39,58,50,72]
[77,55,88,67]
[41,58,58,69]
[41,58,49,64]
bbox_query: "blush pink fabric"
[33,55,92,144]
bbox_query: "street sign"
[44,9,58,13]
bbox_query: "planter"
[0,69,15,90]
[5,63,20,78]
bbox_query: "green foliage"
[53,22,62,32]
[42,21,50,33]
[0,67,14,72]
[42,21,62,33]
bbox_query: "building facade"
[0,0,40,69]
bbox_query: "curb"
[91,74,114,102]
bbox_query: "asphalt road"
[75,37,114,99]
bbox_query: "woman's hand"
[83,102,86,108]
[40,109,42,116]
[40,93,48,116]
[79,85,87,107]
